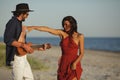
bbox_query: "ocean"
[0,37,120,52]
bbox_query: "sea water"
[1,37,120,52]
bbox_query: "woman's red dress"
[57,36,82,80]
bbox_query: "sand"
[0,46,120,80]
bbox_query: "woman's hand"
[22,26,27,32]
[27,27,34,32]
[71,62,77,70]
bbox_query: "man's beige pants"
[12,55,34,80]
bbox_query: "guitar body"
[17,42,32,56]
[17,47,27,56]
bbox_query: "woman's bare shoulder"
[56,29,67,37]
[77,33,84,39]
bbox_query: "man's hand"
[22,43,34,53]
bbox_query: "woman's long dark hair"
[62,16,77,37]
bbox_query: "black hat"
[12,3,33,13]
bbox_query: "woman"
[27,16,84,80]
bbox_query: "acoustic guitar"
[17,43,51,56]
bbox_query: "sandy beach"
[0,46,120,80]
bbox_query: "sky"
[0,0,120,37]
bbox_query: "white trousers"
[12,55,34,80]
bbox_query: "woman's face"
[63,20,71,32]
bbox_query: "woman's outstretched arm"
[27,26,64,36]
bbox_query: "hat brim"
[11,10,34,13]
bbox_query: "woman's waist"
[62,51,78,55]
[61,53,78,58]
[62,49,78,54]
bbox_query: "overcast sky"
[0,0,120,37]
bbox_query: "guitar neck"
[31,44,50,50]
[31,45,43,50]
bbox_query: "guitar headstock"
[31,43,51,50]
[46,43,51,49]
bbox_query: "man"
[4,3,49,80]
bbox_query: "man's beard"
[22,19,25,22]
[21,17,26,22]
